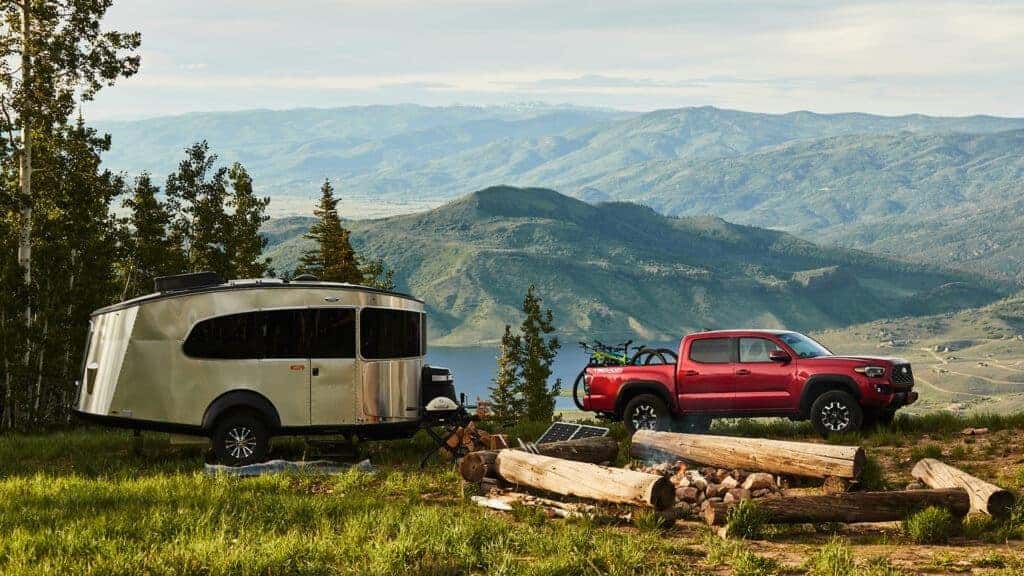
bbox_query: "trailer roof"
[91,278,423,316]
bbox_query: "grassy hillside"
[815,292,1024,414]
[599,130,1024,280]
[264,186,1006,346]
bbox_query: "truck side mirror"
[769,349,791,363]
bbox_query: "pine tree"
[121,173,185,298]
[298,179,363,283]
[165,141,232,277]
[226,163,271,278]
[489,325,524,423]
[519,285,561,422]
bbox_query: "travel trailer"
[74,272,457,465]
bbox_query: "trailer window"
[310,309,356,358]
[360,308,422,359]
[260,310,309,358]
[689,338,734,364]
[184,312,260,359]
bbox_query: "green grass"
[0,428,709,576]
[902,507,958,544]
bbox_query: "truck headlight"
[854,366,886,378]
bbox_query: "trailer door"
[309,308,358,425]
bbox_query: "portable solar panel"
[535,422,609,444]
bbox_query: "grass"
[1,412,1022,575]
[0,429,697,576]
[902,506,957,544]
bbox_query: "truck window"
[360,308,422,359]
[310,309,356,358]
[689,338,733,363]
[739,337,781,363]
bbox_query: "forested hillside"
[264,186,1006,345]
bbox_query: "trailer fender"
[202,390,282,433]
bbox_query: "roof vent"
[293,273,320,282]
[154,271,225,293]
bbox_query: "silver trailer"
[74,272,456,464]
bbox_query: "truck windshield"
[778,332,832,358]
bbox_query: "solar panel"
[535,422,609,444]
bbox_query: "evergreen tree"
[489,325,524,423]
[165,141,232,277]
[225,163,270,278]
[518,285,561,422]
[121,172,185,298]
[0,0,140,334]
[298,179,362,283]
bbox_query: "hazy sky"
[86,0,1024,120]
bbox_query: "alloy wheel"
[630,403,659,431]
[225,426,257,460]
[820,401,851,432]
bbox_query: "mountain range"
[98,104,1024,280]
[263,186,1006,346]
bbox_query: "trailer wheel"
[212,411,269,466]
[623,394,671,434]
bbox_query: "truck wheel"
[212,411,269,466]
[810,390,863,437]
[623,394,671,434]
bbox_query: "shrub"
[902,506,957,544]
[724,499,769,540]
[806,536,855,576]
[909,443,943,461]
[858,455,889,490]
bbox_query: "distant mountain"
[263,186,1006,346]
[593,130,1024,280]
[102,104,1024,279]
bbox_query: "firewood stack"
[630,462,785,514]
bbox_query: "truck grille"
[892,364,914,386]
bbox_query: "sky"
[85,0,1024,120]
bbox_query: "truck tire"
[623,394,672,434]
[810,390,863,437]
[212,410,269,466]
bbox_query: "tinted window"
[260,309,308,358]
[689,338,733,363]
[184,312,261,359]
[310,309,356,358]
[739,338,781,363]
[361,308,422,359]
[778,332,832,358]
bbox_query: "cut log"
[630,430,865,479]
[459,436,619,483]
[912,458,1016,518]
[494,450,674,509]
[533,435,619,464]
[703,489,970,526]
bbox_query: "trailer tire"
[212,410,269,466]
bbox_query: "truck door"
[309,308,359,426]
[734,336,794,411]
[677,337,736,412]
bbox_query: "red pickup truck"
[579,330,918,436]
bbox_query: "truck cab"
[582,330,918,436]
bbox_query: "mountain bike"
[572,340,679,410]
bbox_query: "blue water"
[426,342,678,410]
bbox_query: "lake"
[426,342,678,410]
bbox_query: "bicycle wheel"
[630,347,678,365]
[572,369,588,410]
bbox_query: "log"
[912,458,1016,518]
[702,489,970,526]
[459,436,619,483]
[494,450,675,509]
[630,430,865,479]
